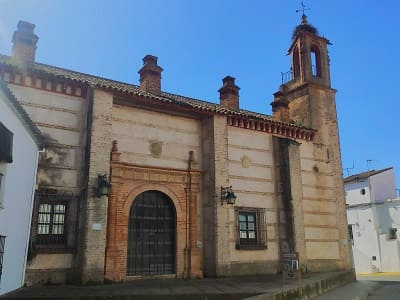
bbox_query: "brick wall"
[81,89,113,283]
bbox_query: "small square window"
[236,207,266,250]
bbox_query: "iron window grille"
[34,190,73,246]
[0,235,5,284]
[235,207,266,250]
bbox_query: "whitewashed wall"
[347,207,381,273]
[370,169,397,203]
[345,180,370,206]
[347,200,400,273]
[0,90,39,295]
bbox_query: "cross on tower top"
[296,1,310,16]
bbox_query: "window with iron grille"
[34,190,73,246]
[235,207,266,250]
[0,235,5,284]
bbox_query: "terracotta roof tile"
[0,54,315,132]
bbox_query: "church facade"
[0,17,352,284]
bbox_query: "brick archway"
[123,183,182,215]
[104,161,202,281]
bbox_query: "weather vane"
[296,1,310,16]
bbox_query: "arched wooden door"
[127,190,176,276]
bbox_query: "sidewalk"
[1,271,354,300]
[311,281,377,300]
[357,272,400,282]
[311,272,400,300]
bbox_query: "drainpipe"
[184,151,194,278]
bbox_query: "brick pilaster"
[81,89,113,283]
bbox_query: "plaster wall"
[8,84,88,192]
[347,208,381,273]
[370,169,396,202]
[347,200,400,273]
[27,254,73,269]
[112,105,202,169]
[0,90,39,295]
[226,127,278,269]
[345,180,371,206]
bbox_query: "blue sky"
[1,0,399,189]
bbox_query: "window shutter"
[0,122,13,163]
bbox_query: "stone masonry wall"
[289,85,352,272]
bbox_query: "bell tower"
[272,13,335,131]
[289,14,331,88]
[271,12,353,272]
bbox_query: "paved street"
[1,271,354,300]
[357,274,400,300]
[366,281,400,300]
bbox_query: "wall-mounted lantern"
[221,186,237,206]
[97,174,111,198]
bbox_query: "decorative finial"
[112,140,119,152]
[296,2,310,19]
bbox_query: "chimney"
[218,76,240,110]
[271,88,290,122]
[138,55,163,94]
[12,21,39,68]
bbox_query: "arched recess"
[127,190,176,276]
[310,44,322,77]
[292,45,301,79]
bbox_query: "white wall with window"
[345,168,400,273]
[0,82,42,295]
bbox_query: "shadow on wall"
[37,133,68,187]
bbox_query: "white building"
[0,79,43,295]
[345,167,400,273]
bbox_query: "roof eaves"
[344,167,393,183]
[0,54,316,133]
